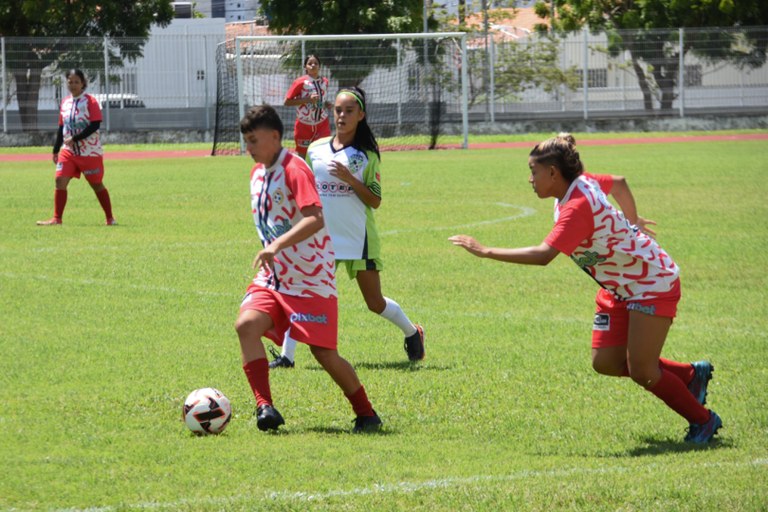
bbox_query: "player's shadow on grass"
[355,360,452,371]
[305,361,452,372]
[626,436,731,457]
[305,425,395,436]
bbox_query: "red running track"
[1,132,766,162]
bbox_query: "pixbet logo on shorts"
[593,313,610,331]
[290,312,328,324]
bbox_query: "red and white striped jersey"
[58,93,103,157]
[249,148,337,299]
[285,75,329,126]
[545,174,679,301]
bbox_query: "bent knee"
[628,367,660,388]
[234,315,254,336]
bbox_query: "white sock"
[281,332,297,362]
[379,297,417,337]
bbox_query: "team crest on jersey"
[272,188,285,206]
[348,153,365,174]
[572,250,607,269]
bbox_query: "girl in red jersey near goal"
[234,104,381,433]
[450,136,721,444]
[37,69,116,226]
[269,87,425,369]
[284,54,331,158]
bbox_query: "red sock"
[54,189,67,219]
[618,360,692,381]
[648,369,710,424]
[243,358,272,408]
[346,385,374,417]
[659,358,694,384]
[95,188,114,219]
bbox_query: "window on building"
[684,65,703,87]
[576,68,608,88]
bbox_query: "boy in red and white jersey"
[450,136,721,444]
[37,69,115,226]
[234,104,381,433]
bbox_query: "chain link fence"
[2,26,767,143]
[468,26,768,121]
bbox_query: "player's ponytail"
[529,137,583,182]
[338,87,381,160]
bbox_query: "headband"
[336,90,365,112]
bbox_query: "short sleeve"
[544,198,595,256]
[285,77,305,101]
[363,151,382,198]
[284,155,322,210]
[86,94,103,122]
[584,172,613,195]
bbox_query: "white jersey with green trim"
[306,137,381,260]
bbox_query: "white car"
[93,93,145,109]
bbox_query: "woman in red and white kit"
[37,69,116,226]
[450,136,722,444]
[284,54,331,158]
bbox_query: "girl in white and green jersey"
[270,87,425,367]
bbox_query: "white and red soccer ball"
[183,388,232,435]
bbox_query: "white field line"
[5,203,535,297]
[27,239,254,254]
[35,458,768,512]
[380,203,536,236]
[0,272,235,298]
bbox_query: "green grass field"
[1,136,767,511]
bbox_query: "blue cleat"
[685,410,722,444]
[688,361,714,406]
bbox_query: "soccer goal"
[211,32,468,156]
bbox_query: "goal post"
[212,32,468,156]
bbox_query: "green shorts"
[338,258,384,280]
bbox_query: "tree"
[0,0,174,131]
[433,2,578,109]
[535,0,768,110]
[259,0,428,87]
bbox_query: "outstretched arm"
[449,235,560,266]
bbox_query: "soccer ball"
[183,388,232,435]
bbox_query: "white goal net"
[212,32,468,155]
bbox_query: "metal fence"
[472,26,768,121]
[1,34,221,134]
[2,26,767,139]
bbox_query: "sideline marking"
[380,203,536,236]
[41,458,768,512]
[0,272,233,298]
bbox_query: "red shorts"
[293,119,330,156]
[239,285,338,350]
[591,278,681,349]
[56,151,105,184]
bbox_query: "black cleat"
[256,405,285,431]
[353,411,383,433]
[404,324,425,361]
[268,355,295,369]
